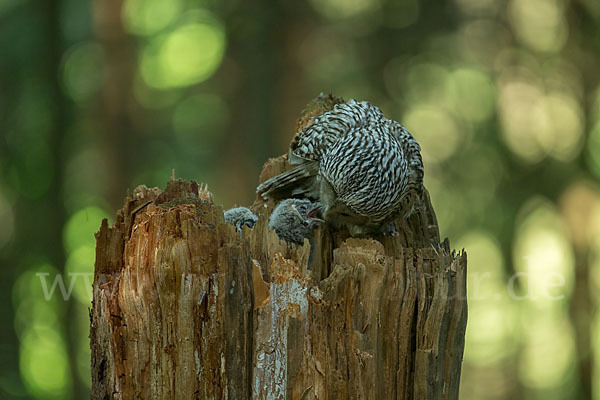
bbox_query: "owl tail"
[257,161,319,200]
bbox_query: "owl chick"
[224,207,258,232]
[269,199,322,246]
[257,99,424,236]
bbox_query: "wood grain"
[91,96,467,399]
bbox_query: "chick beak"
[307,205,325,223]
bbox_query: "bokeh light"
[20,329,72,399]
[450,68,495,122]
[122,0,184,36]
[64,246,94,304]
[498,75,583,163]
[13,267,63,339]
[508,0,568,53]
[592,223,600,400]
[61,42,105,103]
[560,181,600,250]
[513,198,574,302]
[403,105,460,163]
[63,206,110,254]
[140,12,226,89]
[459,231,516,364]
[12,266,72,399]
[74,306,92,387]
[404,62,455,107]
[61,206,107,394]
[513,198,575,392]
[593,313,600,400]
[518,316,575,392]
[309,0,380,19]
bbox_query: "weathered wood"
[91,176,466,399]
[91,96,467,399]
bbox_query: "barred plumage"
[257,98,424,236]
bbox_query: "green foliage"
[1,0,599,399]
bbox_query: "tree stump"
[91,98,467,399]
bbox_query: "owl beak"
[307,205,325,223]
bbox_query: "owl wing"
[289,99,384,164]
[386,120,424,194]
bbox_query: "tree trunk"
[90,101,467,400]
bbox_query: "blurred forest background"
[1,0,600,398]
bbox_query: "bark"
[91,100,467,400]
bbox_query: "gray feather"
[224,207,258,232]
[268,199,320,245]
[256,162,319,200]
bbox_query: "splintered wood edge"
[92,177,466,399]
